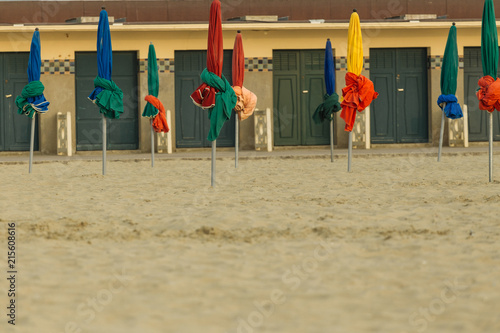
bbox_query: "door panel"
[399,74,427,142]
[274,49,329,146]
[1,53,39,151]
[75,51,139,151]
[371,74,395,143]
[274,75,299,145]
[371,48,428,144]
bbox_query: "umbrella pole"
[438,103,446,162]
[489,111,493,183]
[235,114,239,168]
[348,131,353,172]
[29,113,36,174]
[211,140,216,187]
[150,118,155,168]
[102,114,106,175]
[330,120,334,163]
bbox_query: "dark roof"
[0,0,495,25]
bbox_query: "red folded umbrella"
[190,0,223,109]
[232,31,244,88]
[340,72,379,132]
[231,31,257,120]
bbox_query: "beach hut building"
[0,0,498,155]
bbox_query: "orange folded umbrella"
[145,95,169,133]
[477,75,500,112]
[340,72,378,131]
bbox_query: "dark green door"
[464,47,500,141]
[75,51,139,151]
[0,53,39,151]
[175,50,235,148]
[370,48,428,143]
[273,50,330,146]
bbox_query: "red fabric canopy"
[477,75,500,112]
[232,32,244,88]
[340,72,379,132]
[145,95,169,133]
[190,0,223,109]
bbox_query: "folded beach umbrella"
[142,42,169,167]
[437,23,463,162]
[312,38,341,162]
[340,9,378,172]
[232,30,257,168]
[477,0,500,182]
[88,8,123,175]
[190,0,237,187]
[15,28,50,173]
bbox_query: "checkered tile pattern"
[428,56,464,69]
[430,55,443,69]
[336,57,369,71]
[41,60,74,74]
[429,55,465,69]
[139,58,175,73]
[245,57,272,72]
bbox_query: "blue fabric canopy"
[15,29,49,118]
[89,10,112,101]
[325,39,335,96]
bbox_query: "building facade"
[0,1,498,154]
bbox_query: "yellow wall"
[0,21,489,60]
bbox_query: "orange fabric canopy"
[145,95,169,133]
[233,86,257,120]
[340,72,379,132]
[477,75,500,112]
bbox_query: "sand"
[1,152,500,333]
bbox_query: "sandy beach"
[1,151,500,333]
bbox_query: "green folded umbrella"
[142,43,159,118]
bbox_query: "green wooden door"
[273,50,330,146]
[371,48,428,143]
[75,51,139,151]
[0,53,39,151]
[464,47,500,141]
[175,50,235,148]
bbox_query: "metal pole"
[235,114,239,168]
[102,114,106,175]
[489,112,493,183]
[438,103,446,162]
[348,131,352,172]
[150,118,155,167]
[29,113,35,174]
[330,120,334,162]
[211,140,216,187]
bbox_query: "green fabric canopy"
[92,76,124,119]
[200,68,237,141]
[482,0,499,78]
[142,43,159,118]
[15,80,45,119]
[441,24,459,95]
[312,93,341,124]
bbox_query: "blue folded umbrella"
[437,94,463,119]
